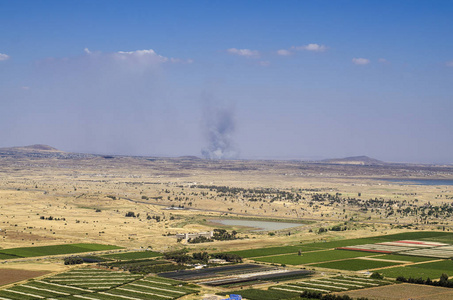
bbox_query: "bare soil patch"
[0,268,50,286]
[336,283,453,299]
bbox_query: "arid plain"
[1,145,453,299]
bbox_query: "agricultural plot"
[159,263,310,287]
[269,276,393,294]
[44,268,143,290]
[372,254,437,263]
[200,269,312,286]
[102,259,186,274]
[311,258,403,271]
[218,288,300,300]
[253,249,376,265]
[338,239,453,259]
[225,245,320,258]
[0,269,198,300]
[93,276,198,300]
[0,243,122,259]
[336,283,453,300]
[222,232,453,260]
[102,251,162,260]
[381,260,453,280]
[159,264,268,281]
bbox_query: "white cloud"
[378,58,388,63]
[292,44,327,52]
[21,86,30,90]
[352,58,370,65]
[258,61,270,66]
[277,49,292,56]
[0,53,10,61]
[115,49,169,62]
[446,61,453,67]
[227,48,260,58]
[84,48,91,54]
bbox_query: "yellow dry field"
[0,154,452,254]
[336,283,453,299]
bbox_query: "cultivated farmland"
[269,275,393,294]
[252,249,377,265]
[101,251,162,260]
[0,268,199,300]
[0,244,122,259]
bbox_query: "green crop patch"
[253,249,376,265]
[102,251,162,260]
[375,254,437,263]
[0,253,22,259]
[374,231,453,242]
[311,258,403,271]
[381,259,453,279]
[300,238,382,250]
[225,245,321,258]
[0,243,122,258]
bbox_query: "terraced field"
[222,276,395,300]
[0,268,199,300]
[269,276,394,294]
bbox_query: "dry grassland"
[0,153,452,256]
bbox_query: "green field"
[377,231,453,241]
[102,251,162,260]
[225,245,322,258]
[0,243,122,258]
[0,253,21,260]
[223,232,453,260]
[375,254,437,263]
[253,249,376,265]
[311,258,403,271]
[381,260,453,279]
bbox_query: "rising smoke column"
[201,104,238,160]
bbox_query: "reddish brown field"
[0,269,50,286]
[336,283,453,300]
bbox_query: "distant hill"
[19,144,60,151]
[320,155,386,165]
[0,144,93,159]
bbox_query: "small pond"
[380,179,453,186]
[210,219,303,232]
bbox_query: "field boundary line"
[249,248,333,259]
[117,287,173,298]
[129,282,185,294]
[369,258,445,271]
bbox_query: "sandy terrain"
[336,283,453,299]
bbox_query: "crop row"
[269,275,393,294]
[0,268,198,300]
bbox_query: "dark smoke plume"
[201,104,238,160]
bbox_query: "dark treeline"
[300,290,369,300]
[397,273,453,288]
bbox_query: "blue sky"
[0,0,452,163]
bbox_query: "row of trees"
[163,249,242,264]
[300,291,368,300]
[397,273,453,288]
[188,229,240,244]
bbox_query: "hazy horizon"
[1,1,452,164]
